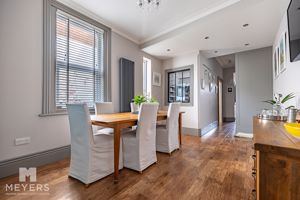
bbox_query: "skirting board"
[182,121,218,137]
[0,145,70,179]
[200,121,219,136]
[182,127,201,136]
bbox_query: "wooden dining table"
[90,111,184,182]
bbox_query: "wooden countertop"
[253,117,300,158]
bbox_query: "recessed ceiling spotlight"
[245,43,250,46]
[204,36,210,40]
[243,23,249,27]
[166,49,171,52]
[214,51,218,53]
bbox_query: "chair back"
[167,103,181,131]
[67,104,93,157]
[136,103,159,147]
[130,102,139,113]
[94,102,114,115]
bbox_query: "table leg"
[179,113,182,146]
[113,125,120,183]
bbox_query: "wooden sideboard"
[253,117,300,200]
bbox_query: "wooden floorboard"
[0,122,253,200]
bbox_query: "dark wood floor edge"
[0,145,70,179]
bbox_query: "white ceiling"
[59,0,241,43]
[59,0,290,59]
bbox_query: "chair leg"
[169,152,172,156]
[85,184,90,188]
[139,171,143,174]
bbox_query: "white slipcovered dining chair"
[66,103,123,185]
[95,102,114,115]
[94,102,114,134]
[122,103,159,172]
[156,103,181,154]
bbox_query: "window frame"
[41,0,111,116]
[165,65,194,106]
[143,57,152,97]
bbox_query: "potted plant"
[132,95,158,113]
[263,93,295,116]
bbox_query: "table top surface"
[253,117,300,156]
[91,111,184,124]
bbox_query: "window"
[55,11,104,109]
[143,57,151,97]
[165,65,193,105]
[42,0,111,115]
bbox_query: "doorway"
[218,78,223,125]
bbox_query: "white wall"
[235,47,273,133]
[162,51,223,133]
[273,13,300,108]
[162,52,199,129]
[0,0,162,161]
[222,67,236,120]
[198,53,223,132]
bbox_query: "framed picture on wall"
[152,72,161,86]
[201,78,205,89]
[279,32,287,73]
[273,48,279,79]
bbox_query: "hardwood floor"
[0,123,253,200]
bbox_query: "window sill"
[164,102,194,107]
[39,108,95,117]
[39,112,68,117]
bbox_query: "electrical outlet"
[15,137,31,146]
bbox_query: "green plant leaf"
[281,93,295,104]
[286,105,295,110]
[263,100,276,105]
[133,95,147,106]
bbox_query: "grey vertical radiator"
[119,58,135,112]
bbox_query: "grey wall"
[198,52,223,134]
[0,0,163,161]
[111,32,163,112]
[222,67,235,121]
[235,47,273,133]
[161,51,223,135]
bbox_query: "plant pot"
[130,103,140,114]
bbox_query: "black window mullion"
[167,69,191,104]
